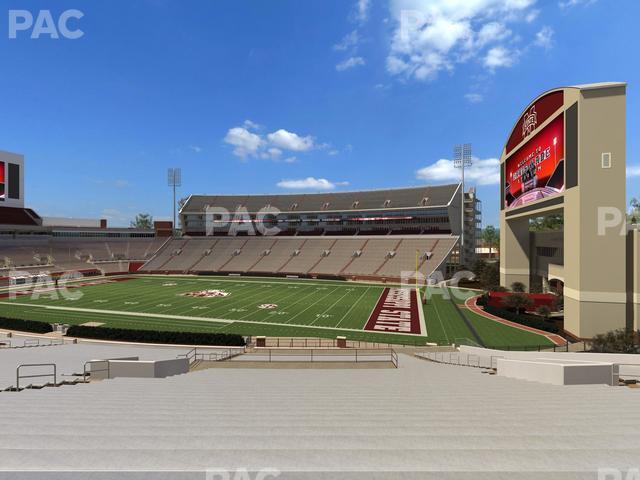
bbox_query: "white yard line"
[307,288,357,326]
[0,300,414,335]
[282,286,342,324]
[338,286,378,329]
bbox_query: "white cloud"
[476,22,511,49]
[484,46,516,69]
[525,9,540,22]
[416,157,501,186]
[277,177,349,190]
[188,145,203,153]
[267,129,315,151]
[464,93,484,103]
[386,0,536,81]
[354,0,371,23]
[284,156,298,164]
[534,26,554,49]
[336,56,366,71]
[559,0,597,8]
[334,30,360,51]
[243,119,261,130]
[224,127,264,159]
[260,147,282,160]
[225,124,322,159]
[627,165,640,178]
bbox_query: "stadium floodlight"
[168,168,182,236]
[453,144,472,265]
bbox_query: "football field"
[0,275,554,347]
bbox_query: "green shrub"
[0,316,53,334]
[65,325,245,346]
[591,329,639,354]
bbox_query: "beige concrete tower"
[499,83,628,339]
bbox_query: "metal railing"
[178,347,243,365]
[391,350,399,368]
[16,363,57,390]
[2,338,64,349]
[254,337,432,349]
[416,351,500,369]
[241,348,398,367]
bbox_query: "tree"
[479,262,500,290]
[511,281,526,293]
[530,214,564,231]
[471,258,487,279]
[591,329,639,354]
[130,213,153,229]
[536,305,551,320]
[502,293,534,315]
[481,225,499,259]
[553,294,564,312]
[628,197,640,225]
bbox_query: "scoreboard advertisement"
[504,114,565,210]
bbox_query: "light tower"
[168,168,182,236]
[453,144,472,265]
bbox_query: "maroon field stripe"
[364,287,420,335]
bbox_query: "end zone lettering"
[364,287,421,335]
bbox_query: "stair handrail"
[16,363,57,390]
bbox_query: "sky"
[0,0,638,227]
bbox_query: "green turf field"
[0,275,554,348]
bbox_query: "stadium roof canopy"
[181,184,460,214]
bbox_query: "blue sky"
[0,0,638,227]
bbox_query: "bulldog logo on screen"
[522,106,537,138]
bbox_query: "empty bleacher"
[0,354,638,477]
[222,237,278,272]
[0,237,166,273]
[310,238,368,276]
[183,184,458,214]
[139,234,458,280]
[279,238,337,274]
[250,238,307,273]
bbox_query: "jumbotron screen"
[504,114,565,210]
[0,161,4,201]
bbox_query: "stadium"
[2,162,560,348]
[2,72,640,478]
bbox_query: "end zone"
[364,287,422,335]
